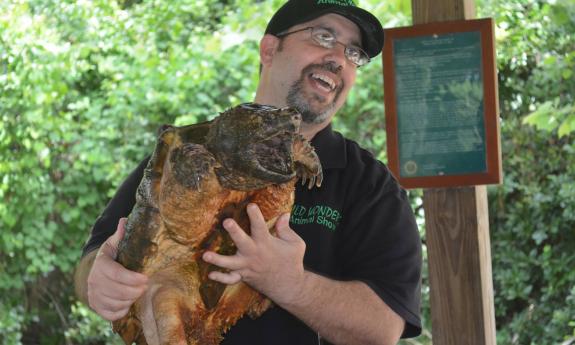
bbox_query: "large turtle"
[112,103,323,345]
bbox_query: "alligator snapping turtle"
[112,103,322,345]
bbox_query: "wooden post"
[411,0,497,344]
[423,187,496,344]
[412,0,476,23]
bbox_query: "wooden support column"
[423,187,496,344]
[411,0,497,344]
[412,0,476,23]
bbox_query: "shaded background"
[0,0,573,344]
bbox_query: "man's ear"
[259,34,280,66]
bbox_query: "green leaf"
[558,113,575,137]
[522,101,557,131]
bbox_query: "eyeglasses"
[275,27,370,67]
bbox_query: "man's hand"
[202,203,307,307]
[201,203,405,345]
[85,218,148,321]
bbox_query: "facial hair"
[286,62,344,125]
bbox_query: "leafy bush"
[0,0,267,342]
[481,0,575,343]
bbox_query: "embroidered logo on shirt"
[290,204,342,232]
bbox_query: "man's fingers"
[207,270,242,285]
[101,258,148,286]
[93,293,136,312]
[246,203,270,240]
[99,281,147,302]
[276,213,302,242]
[202,251,244,271]
[222,218,254,251]
[98,307,131,322]
[85,218,152,321]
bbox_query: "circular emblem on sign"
[404,161,418,175]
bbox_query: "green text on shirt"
[290,204,342,232]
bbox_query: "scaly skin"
[112,103,322,345]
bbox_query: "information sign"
[383,19,501,188]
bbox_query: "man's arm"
[285,271,404,345]
[74,218,149,321]
[202,204,404,345]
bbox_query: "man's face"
[265,14,361,127]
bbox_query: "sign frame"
[383,18,501,189]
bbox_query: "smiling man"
[257,12,361,136]
[74,1,422,345]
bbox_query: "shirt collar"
[310,124,347,170]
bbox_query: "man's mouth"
[310,72,336,93]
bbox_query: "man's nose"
[322,45,346,72]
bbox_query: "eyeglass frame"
[274,26,371,67]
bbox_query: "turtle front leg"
[158,143,225,246]
[293,134,323,189]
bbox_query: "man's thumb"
[276,214,301,242]
[101,218,128,259]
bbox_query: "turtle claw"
[298,164,321,190]
[293,135,323,189]
[307,175,315,190]
[315,173,323,188]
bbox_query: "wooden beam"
[411,0,497,344]
[423,187,496,344]
[412,0,476,23]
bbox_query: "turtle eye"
[241,103,260,110]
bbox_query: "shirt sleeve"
[81,157,150,257]
[337,153,422,338]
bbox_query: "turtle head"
[205,103,302,188]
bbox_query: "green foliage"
[64,303,123,344]
[0,0,573,344]
[490,0,575,138]
[490,120,575,343]
[480,0,575,343]
[523,100,575,137]
[0,0,264,342]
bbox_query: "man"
[74,1,422,344]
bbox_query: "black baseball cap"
[264,0,384,58]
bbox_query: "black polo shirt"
[82,125,422,344]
